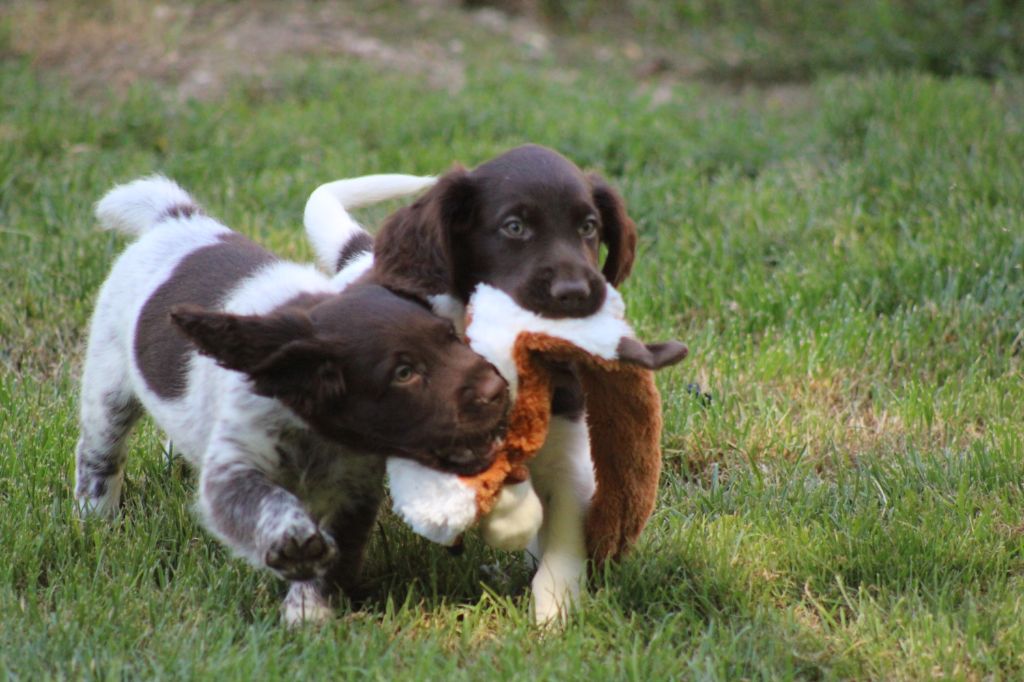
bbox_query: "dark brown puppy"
[308,149,684,623]
[358,145,662,623]
[172,284,508,474]
[372,144,637,320]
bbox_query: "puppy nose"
[550,278,591,304]
[462,371,507,409]
[478,371,508,405]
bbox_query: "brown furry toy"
[387,282,687,564]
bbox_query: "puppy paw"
[74,475,124,520]
[263,519,338,581]
[531,555,586,627]
[533,595,569,628]
[282,581,334,627]
[479,481,543,551]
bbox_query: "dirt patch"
[2,1,813,111]
[3,1,472,99]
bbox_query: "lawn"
[2,2,1023,679]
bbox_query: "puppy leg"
[282,581,334,627]
[282,494,383,626]
[528,415,595,626]
[322,495,383,596]
[75,342,142,518]
[478,480,544,552]
[198,457,338,581]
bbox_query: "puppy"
[305,145,641,624]
[74,176,509,624]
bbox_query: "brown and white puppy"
[305,145,642,624]
[372,144,636,318]
[75,176,508,625]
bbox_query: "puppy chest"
[272,438,385,520]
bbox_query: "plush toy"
[387,280,687,563]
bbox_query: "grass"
[2,2,1024,679]
[542,0,1024,80]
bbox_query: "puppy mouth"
[400,424,505,476]
[430,431,504,476]
[520,275,607,319]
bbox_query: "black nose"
[550,278,591,305]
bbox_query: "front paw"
[263,520,338,581]
[479,481,543,551]
[532,554,586,627]
[282,581,334,627]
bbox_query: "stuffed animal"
[387,280,686,562]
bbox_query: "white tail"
[304,174,437,273]
[95,175,198,236]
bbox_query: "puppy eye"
[579,218,599,238]
[500,218,528,239]
[392,364,416,384]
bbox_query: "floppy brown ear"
[373,166,477,299]
[169,304,345,410]
[170,304,315,372]
[589,174,638,286]
[616,337,688,370]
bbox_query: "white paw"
[478,481,543,551]
[531,554,586,627]
[282,582,333,626]
[75,475,124,519]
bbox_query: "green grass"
[3,3,1024,678]
[543,0,1024,80]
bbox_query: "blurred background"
[3,0,1021,101]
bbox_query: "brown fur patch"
[134,233,275,399]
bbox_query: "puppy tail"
[304,174,437,274]
[96,175,200,237]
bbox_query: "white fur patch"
[225,261,335,315]
[95,175,194,236]
[427,294,468,337]
[74,472,124,519]
[465,284,631,398]
[329,252,373,291]
[527,416,594,626]
[532,550,587,626]
[282,581,333,626]
[305,174,436,273]
[386,458,478,546]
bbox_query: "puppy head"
[171,284,509,475]
[372,144,638,318]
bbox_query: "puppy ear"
[373,166,476,298]
[170,304,315,372]
[616,337,688,370]
[589,174,638,286]
[245,341,346,414]
[170,304,346,408]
